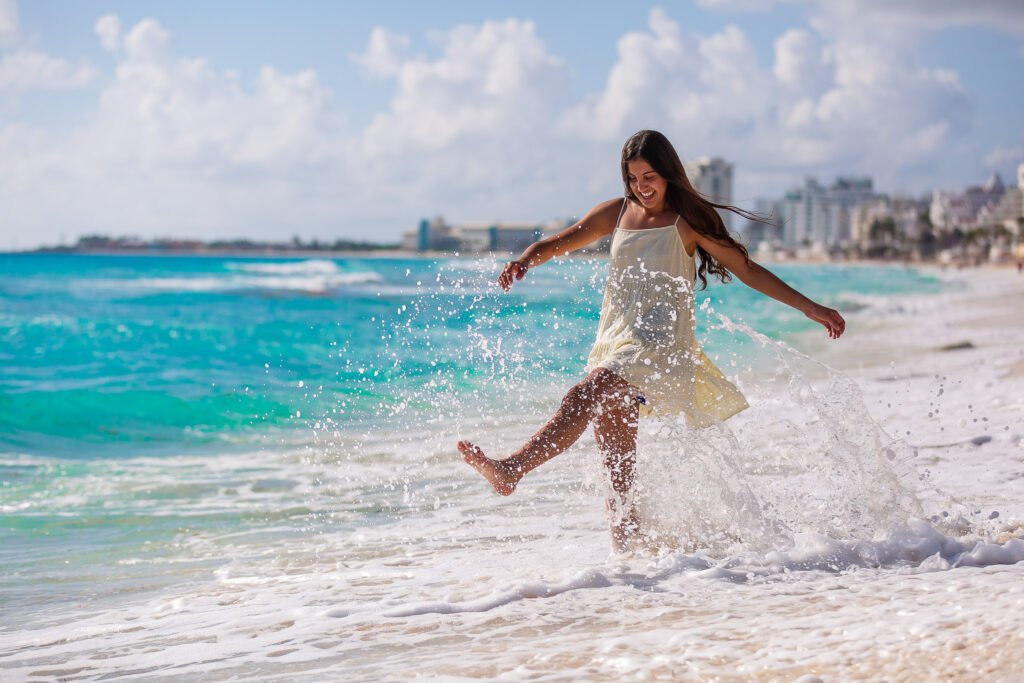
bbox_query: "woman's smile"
[626,158,667,211]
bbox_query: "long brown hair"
[620,129,763,290]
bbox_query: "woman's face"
[626,158,668,211]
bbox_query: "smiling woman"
[458,129,846,551]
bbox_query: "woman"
[458,130,845,550]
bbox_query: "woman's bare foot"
[457,441,519,496]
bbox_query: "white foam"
[225,259,342,275]
[378,568,613,617]
[83,270,383,295]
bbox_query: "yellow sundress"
[584,203,748,427]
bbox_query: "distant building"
[778,176,877,250]
[778,177,831,250]
[850,195,927,249]
[850,198,891,246]
[455,222,543,253]
[400,216,461,252]
[685,157,734,232]
[976,186,1022,231]
[828,177,878,243]
[738,198,782,251]
[929,174,1005,231]
[401,218,547,254]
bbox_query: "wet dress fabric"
[584,205,748,427]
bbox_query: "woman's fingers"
[808,306,845,339]
[826,309,845,339]
[497,261,527,292]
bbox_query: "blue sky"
[1,0,1022,249]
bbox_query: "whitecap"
[225,259,341,275]
[82,271,383,295]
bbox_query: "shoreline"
[813,262,1024,510]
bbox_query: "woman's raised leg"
[459,369,637,495]
[593,391,640,550]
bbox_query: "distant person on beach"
[458,130,845,551]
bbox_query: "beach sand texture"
[1,260,1022,681]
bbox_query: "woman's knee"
[587,370,636,407]
[564,370,639,423]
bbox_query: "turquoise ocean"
[0,253,941,454]
[2,252,964,678]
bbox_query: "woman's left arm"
[695,233,846,340]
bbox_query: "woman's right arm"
[498,198,622,292]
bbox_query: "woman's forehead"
[626,158,657,175]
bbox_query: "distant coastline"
[23,234,401,257]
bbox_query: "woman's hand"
[498,260,529,292]
[806,304,846,339]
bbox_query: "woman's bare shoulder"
[574,197,627,231]
[674,215,700,256]
[591,197,626,217]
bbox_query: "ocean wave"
[325,518,1024,619]
[225,259,342,275]
[84,271,383,295]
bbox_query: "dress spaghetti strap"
[615,197,628,227]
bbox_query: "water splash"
[608,305,929,555]
[310,259,977,557]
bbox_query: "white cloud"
[564,9,776,159]
[95,14,122,52]
[0,1,96,90]
[0,15,596,247]
[362,19,571,152]
[985,145,1024,169]
[803,36,971,172]
[79,18,342,172]
[564,6,974,194]
[0,0,18,46]
[354,18,579,216]
[0,5,1009,249]
[837,0,1024,71]
[0,49,95,89]
[563,9,698,141]
[123,18,171,62]
[0,15,351,247]
[773,29,829,94]
[700,0,1024,34]
[816,0,1024,36]
[352,27,410,78]
[696,0,799,11]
